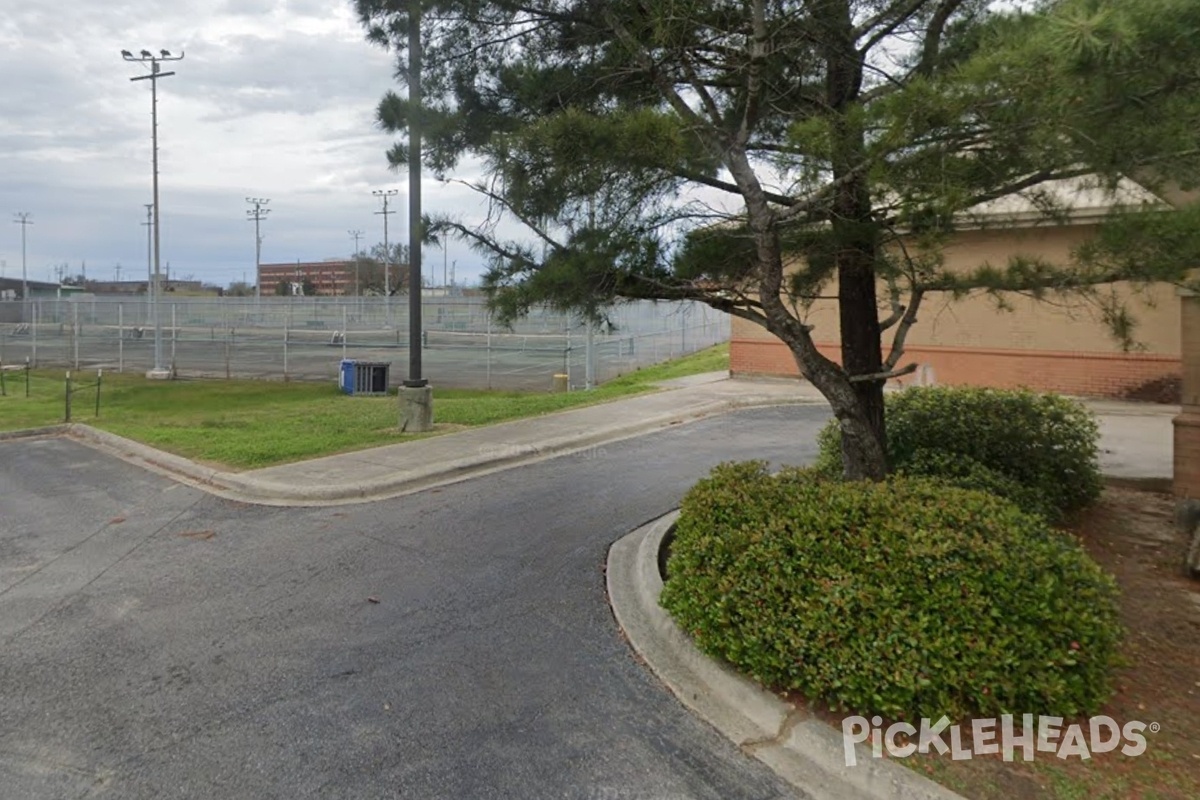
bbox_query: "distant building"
[84,279,212,296]
[0,277,84,300]
[259,260,356,296]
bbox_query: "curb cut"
[50,395,818,507]
[607,513,966,800]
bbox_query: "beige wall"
[734,224,1180,356]
[731,223,1182,398]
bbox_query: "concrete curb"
[607,513,966,800]
[0,424,70,442]
[55,395,808,507]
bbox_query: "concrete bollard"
[399,384,434,433]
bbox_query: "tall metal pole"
[247,197,270,302]
[142,204,153,325]
[124,48,183,377]
[373,189,397,324]
[349,229,363,297]
[406,0,426,387]
[13,213,31,313]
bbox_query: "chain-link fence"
[0,296,729,391]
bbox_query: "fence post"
[681,305,688,355]
[31,302,37,367]
[171,304,177,373]
[342,305,348,361]
[283,317,289,381]
[118,304,124,373]
[64,370,72,423]
[95,369,102,417]
[486,314,492,390]
[585,319,595,390]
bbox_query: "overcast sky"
[0,0,494,288]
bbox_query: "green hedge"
[815,387,1102,521]
[661,462,1123,722]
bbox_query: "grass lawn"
[0,343,728,469]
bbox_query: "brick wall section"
[1175,293,1200,498]
[733,338,1180,398]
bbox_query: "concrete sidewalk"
[63,373,1175,506]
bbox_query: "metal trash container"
[341,360,390,396]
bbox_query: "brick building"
[731,178,1190,400]
[258,260,358,296]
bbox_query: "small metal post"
[118,304,124,372]
[486,314,492,390]
[95,369,102,417]
[585,319,595,390]
[342,306,347,361]
[171,303,177,372]
[283,303,290,380]
[25,357,30,397]
[31,302,37,367]
[681,305,688,354]
[64,370,72,422]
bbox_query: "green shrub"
[815,387,1102,521]
[660,462,1123,722]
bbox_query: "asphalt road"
[0,405,829,800]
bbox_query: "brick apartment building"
[731,178,1190,400]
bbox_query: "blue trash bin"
[339,359,357,394]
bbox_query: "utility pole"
[13,212,31,311]
[373,189,398,323]
[114,264,123,282]
[246,197,270,301]
[348,229,363,297]
[122,47,183,379]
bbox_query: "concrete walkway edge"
[58,394,791,506]
[606,512,966,800]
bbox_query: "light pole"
[396,0,431,432]
[373,189,398,324]
[122,47,183,378]
[141,204,153,324]
[348,229,363,297]
[246,197,270,302]
[13,212,31,311]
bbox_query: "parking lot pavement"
[0,407,824,800]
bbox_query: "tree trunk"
[823,0,888,479]
[782,334,888,481]
[834,220,887,480]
